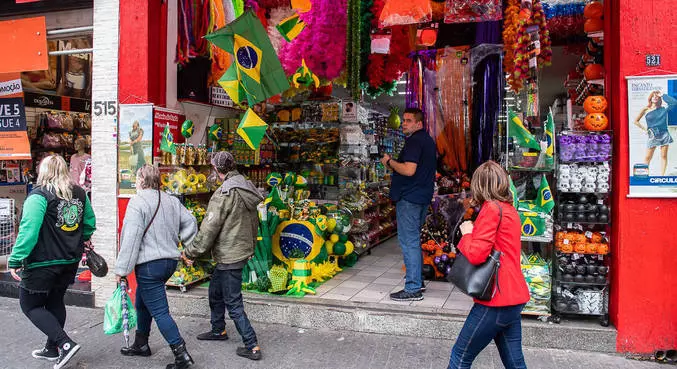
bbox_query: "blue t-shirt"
[389,129,436,204]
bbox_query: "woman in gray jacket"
[114,165,197,369]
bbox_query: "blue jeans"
[135,259,183,346]
[396,199,428,293]
[209,268,258,349]
[448,303,527,369]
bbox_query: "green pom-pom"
[333,242,346,256]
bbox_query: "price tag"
[567,223,573,228]
[598,199,604,205]
[573,253,580,260]
[585,231,593,238]
[563,239,570,245]
[574,224,583,231]
[598,255,604,261]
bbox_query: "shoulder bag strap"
[490,200,504,297]
[142,190,161,239]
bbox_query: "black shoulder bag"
[447,201,503,301]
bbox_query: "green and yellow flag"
[508,109,541,151]
[237,108,268,150]
[205,11,290,107]
[535,175,554,213]
[509,176,519,210]
[519,211,546,237]
[160,123,175,154]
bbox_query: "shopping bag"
[103,286,137,335]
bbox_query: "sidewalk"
[0,297,661,369]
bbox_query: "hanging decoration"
[177,0,211,65]
[205,10,290,107]
[276,13,306,42]
[542,0,585,44]
[279,0,348,81]
[345,0,362,98]
[363,25,413,97]
[378,0,432,28]
[291,59,321,88]
[207,0,231,87]
[267,7,295,53]
[237,108,269,150]
[443,0,502,24]
[502,0,520,86]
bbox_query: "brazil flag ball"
[181,120,194,138]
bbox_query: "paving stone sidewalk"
[0,297,662,369]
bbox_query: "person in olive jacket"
[183,151,264,361]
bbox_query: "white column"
[90,0,120,307]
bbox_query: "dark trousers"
[448,303,527,369]
[19,263,78,349]
[135,259,183,346]
[208,268,258,349]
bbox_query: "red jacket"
[457,201,530,307]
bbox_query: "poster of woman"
[627,74,677,197]
[118,104,153,196]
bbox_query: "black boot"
[121,331,152,357]
[166,341,194,369]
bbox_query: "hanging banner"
[627,74,677,197]
[0,17,47,74]
[118,104,153,196]
[0,97,31,160]
[152,107,184,162]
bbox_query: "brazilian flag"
[519,211,546,237]
[205,11,290,107]
[535,175,554,213]
[508,109,541,151]
[509,176,519,210]
[544,108,555,166]
[160,124,175,154]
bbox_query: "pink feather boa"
[279,0,348,81]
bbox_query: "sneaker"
[236,346,262,361]
[53,341,81,369]
[196,330,229,341]
[32,347,58,361]
[421,281,427,293]
[390,289,424,301]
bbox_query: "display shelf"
[521,235,554,243]
[556,220,610,226]
[556,280,608,287]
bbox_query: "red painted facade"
[112,0,677,354]
[608,0,677,353]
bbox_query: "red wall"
[118,0,168,300]
[609,0,677,353]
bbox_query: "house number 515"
[93,101,117,116]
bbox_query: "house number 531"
[93,101,117,116]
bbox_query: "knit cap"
[211,151,235,173]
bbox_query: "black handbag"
[447,202,503,301]
[85,246,108,277]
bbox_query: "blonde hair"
[470,161,512,205]
[37,155,73,201]
[136,165,160,190]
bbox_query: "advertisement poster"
[118,104,153,196]
[152,107,184,162]
[627,74,677,197]
[20,36,92,100]
[0,97,31,160]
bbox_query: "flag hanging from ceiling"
[544,108,555,166]
[205,11,290,107]
[237,108,268,150]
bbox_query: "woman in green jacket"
[8,155,96,369]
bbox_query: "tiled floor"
[307,237,474,313]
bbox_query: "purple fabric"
[474,21,501,45]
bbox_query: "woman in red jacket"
[448,161,530,369]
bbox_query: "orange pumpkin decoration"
[584,1,604,19]
[597,243,609,255]
[584,113,609,131]
[584,64,605,80]
[586,243,598,254]
[584,18,604,33]
[584,95,608,113]
[590,232,604,243]
[574,243,587,254]
[561,243,573,253]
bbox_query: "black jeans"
[19,263,79,349]
[135,259,183,346]
[208,268,258,349]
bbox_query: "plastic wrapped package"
[521,259,551,314]
[379,0,432,28]
[41,132,74,149]
[444,0,502,24]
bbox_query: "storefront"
[0,2,95,304]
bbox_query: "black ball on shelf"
[565,265,576,274]
[574,274,585,283]
[587,213,598,223]
[576,213,587,222]
[576,265,587,275]
[578,195,589,204]
[565,212,575,222]
[598,214,609,223]
[576,204,586,212]
[585,275,596,283]
[564,203,575,212]
[587,265,598,275]
[597,266,608,275]
[563,274,574,282]
[598,205,609,214]
[596,275,607,284]
[586,203,597,212]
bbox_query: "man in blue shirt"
[381,107,436,301]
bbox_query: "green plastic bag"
[103,286,137,335]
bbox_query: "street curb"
[167,290,617,353]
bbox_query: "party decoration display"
[208,124,223,141]
[558,134,612,163]
[291,59,321,88]
[444,0,502,24]
[237,108,269,150]
[206,11,290,107]
[583,95,607,114]
[160,123,176,154]
[583,112,609,131]
[557,163,610,193]
[276,13,306,42]
[279,0,348,81]
[181,119,194,138]
[508,110,541,150]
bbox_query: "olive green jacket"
[184,171,263,265]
